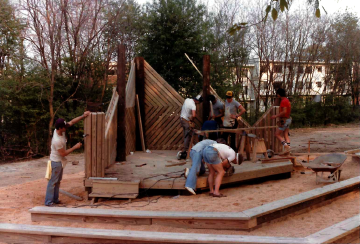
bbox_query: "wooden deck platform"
[84,150,293,196]
[32,176,360,230]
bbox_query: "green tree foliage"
[291,95,360,127]
[0,0,23,77]
[322,12,360,106]
[137,0,210,97]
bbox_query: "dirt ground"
[0,123,359,238]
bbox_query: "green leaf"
[265,5,271,13]
[315,8,320,18]
[280,0,286,12]
[271,8,278,21]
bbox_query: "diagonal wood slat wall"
[144,61,185,150]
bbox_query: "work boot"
[177,151,182,160]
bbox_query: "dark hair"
[207,95,216,102]
[216,138,227,145]
[276,88,286,97]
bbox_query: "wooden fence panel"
[143,61,185,150]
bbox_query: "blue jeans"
[45,161,63,206]
[185,150,206,190]
[203,146,222,165]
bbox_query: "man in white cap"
[177,95,203,160]
[45,111,91,206]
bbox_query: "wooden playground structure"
[81,49,294,199]
[0,45,359,244]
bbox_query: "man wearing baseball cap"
[177,95,203,160]
[222,91,246,150]
[45,111,91,206]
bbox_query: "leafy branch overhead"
[228,0,323,35]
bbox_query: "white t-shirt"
[223,99,241,127]
[49,129,67,163]
[212,143,235,162]
[180,98,196,121]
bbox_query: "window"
[274,65,282,73]
[244,86,248,95]
[298,66,304,73]
[260,65,267,73]
[317,82,322,88]
[317,66,322,72]
[305,66,312,74]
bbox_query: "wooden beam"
[84,115,92,178]
[0,223,309,244]
[91,113,97,177]
[116,44,126,162]
[243,176,360,226]
[306,214,360,244]
[136,95,146,151]
[202,55,210,123]
[135,57,145,151]
[195,126,277,134]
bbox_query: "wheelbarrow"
[301,153,347,184]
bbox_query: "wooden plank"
[136,57,146,152]
[31,213,150,225]
[0,223,310,243]
[136,95,146,151]
[116,44,126,162]
[96,113,103,177]
[84,115,92,178]
[144,61,184,105]
[101,113,106,177]
[306,214,360,244]
[91,113,97,177]
[202,55,210,123]
[140,161,293,190]
[243,176,360,225]
[91,180,140,198]
[195,126,277,134]
[29,206,249,220]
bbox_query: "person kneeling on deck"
[177,95,203,160]
[271,88,291,153]
[184,138,229,195]
[45,111,90,206]
[202,143,239,197]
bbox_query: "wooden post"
[84,115,92,178]
[116,44,126,162]
[202,55,210,123]
[135,57,145,151]
[136,95,146,152]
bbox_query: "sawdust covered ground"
[0,123,359,238]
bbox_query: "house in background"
[239,59,353,112]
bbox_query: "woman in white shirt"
[202,143,238,197]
